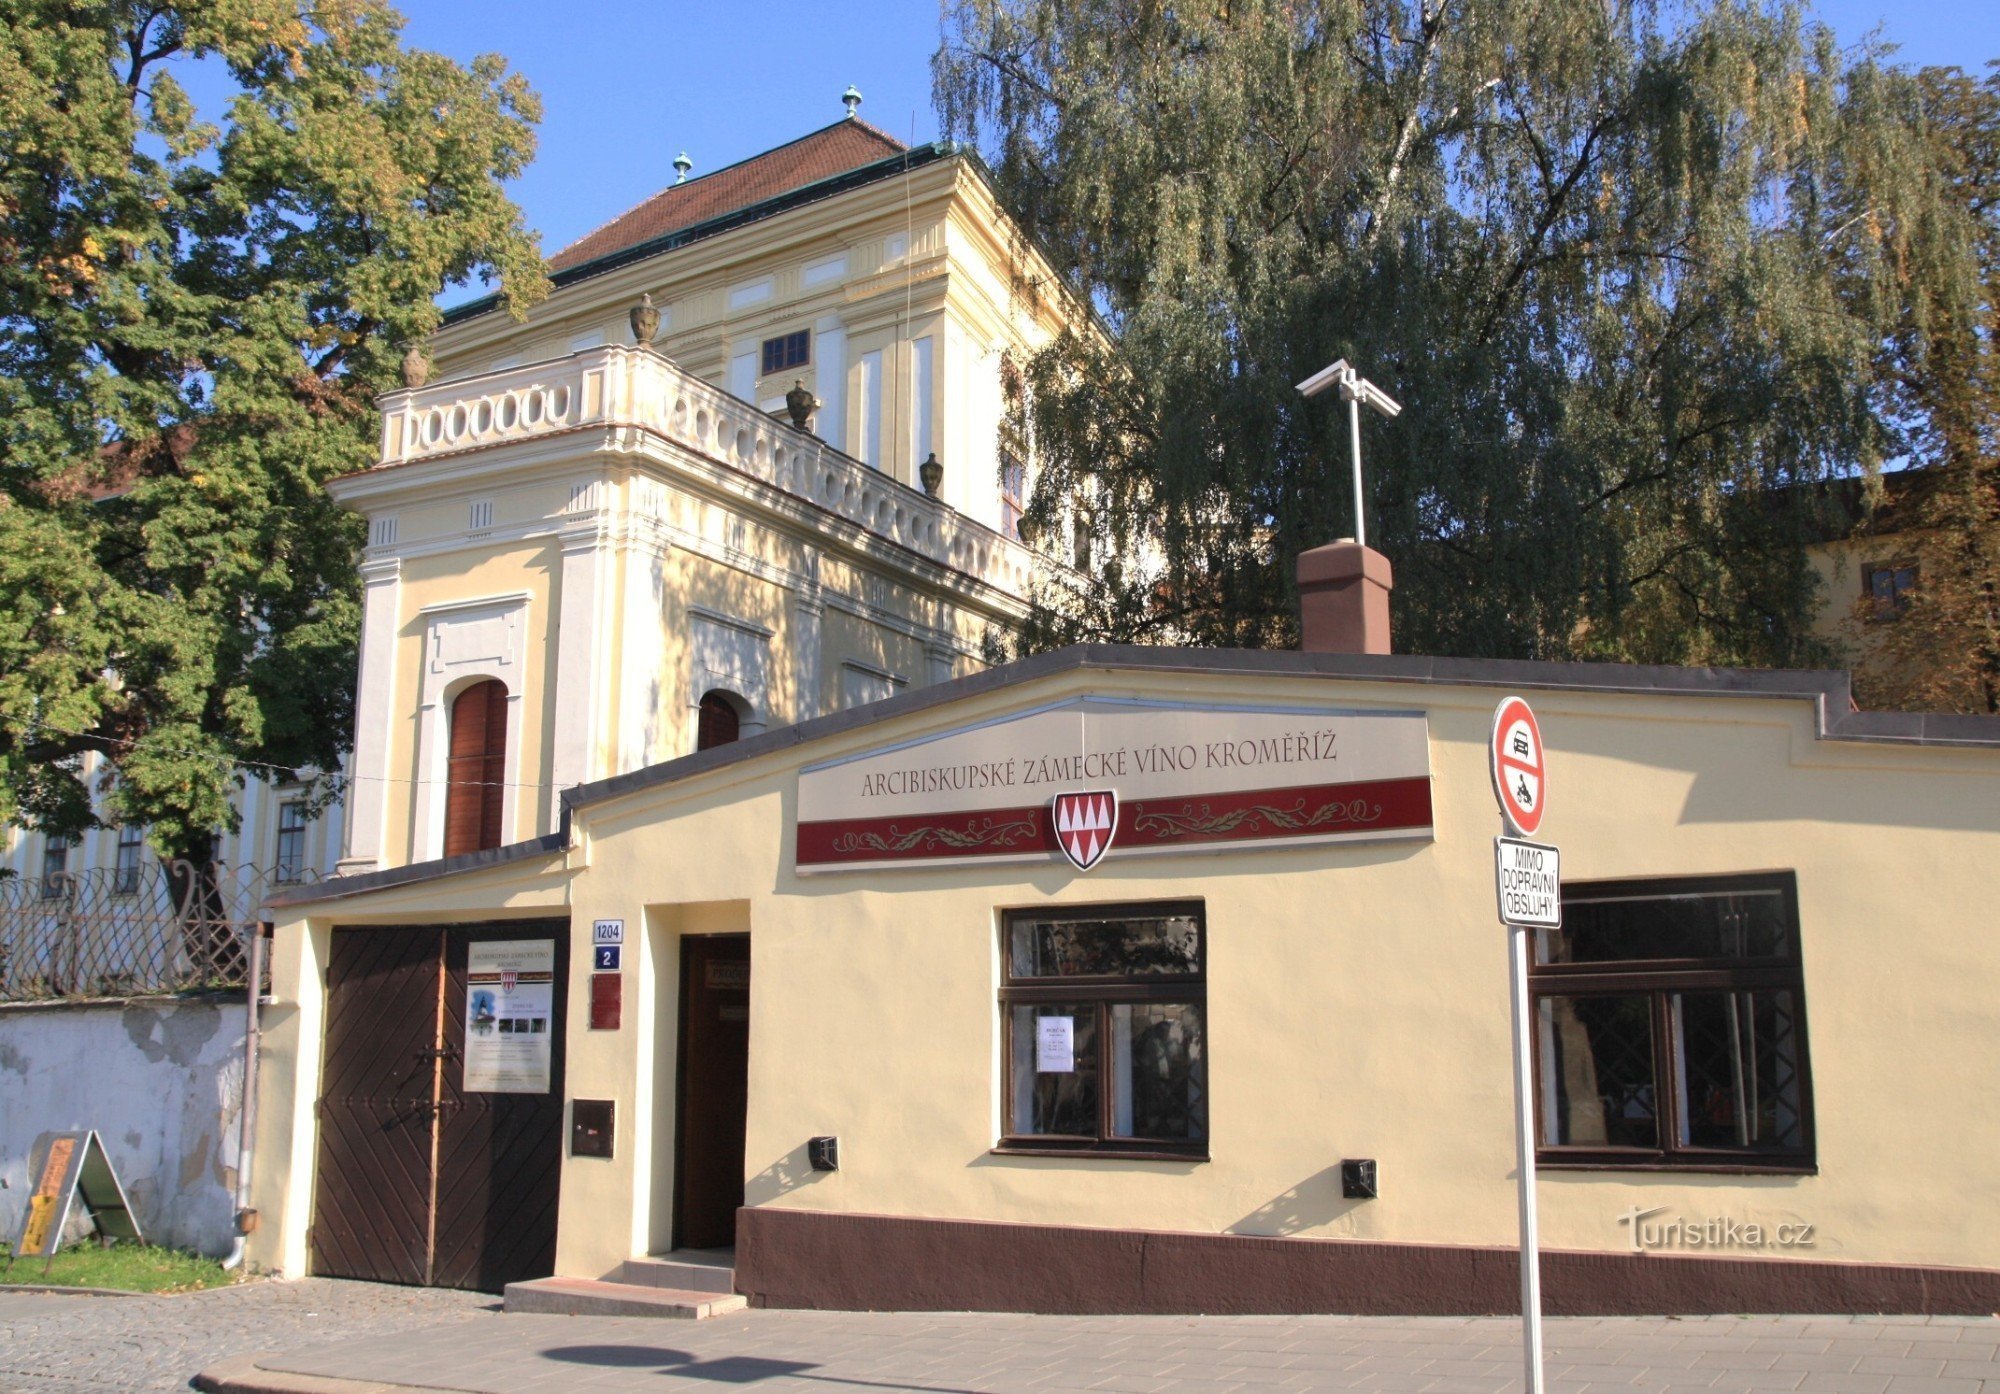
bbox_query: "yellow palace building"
[234,104,2000,1316]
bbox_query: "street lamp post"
[1295,358,1401,549]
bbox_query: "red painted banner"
[795,775,1433,870]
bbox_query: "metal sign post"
[1490,697,1556,1394]
[1506,902,1547,1394]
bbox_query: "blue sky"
[381,0,1998,266]
[164,2,2000,277]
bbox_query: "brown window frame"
[996,900,1209,1162]
[1863,558,1919,621]
[1532,871,1816,1175]
[760,330,810,376]
[444,679,509,858]
[113,822,145,896]
[40,834,70,898]
[696,690,742,752]
[274,799,309,884]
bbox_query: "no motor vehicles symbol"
[1490,696,1547,838]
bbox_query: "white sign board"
[1035,1016,1075,1073]
[462,939,555,1094]
[1495,838,1562,929]
[592,919,624,946]
[796,697,1434,872]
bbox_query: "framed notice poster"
[463,939,555,1094]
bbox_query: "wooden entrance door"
[311,921,567,1291]
[308,926,441,1285]
[675,935,751,1250]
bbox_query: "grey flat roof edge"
[570,645,2000,814]
[270,831,568,908]
[284,644,2000,909]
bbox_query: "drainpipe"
[220,924,265,1270]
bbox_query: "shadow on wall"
[1229,1165,1369,1238]
[744,1141,833,1206]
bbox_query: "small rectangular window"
[114,823,145,896]
[761,330,810,376]
[999,903,1207,1158]
[1533,873,1814,1172]
[1865,561,1918,619]
[275,801,309,884]
[1000,455,1026,542]
[40,834,70,897]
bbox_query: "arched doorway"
[445,679,508,856]
[697,690,743,752]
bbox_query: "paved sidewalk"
[201,1307,2000,1394]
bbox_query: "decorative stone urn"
[629,293,660,348]
[919,451,944,497]
[785,379,819,430]
[400,343,430,389]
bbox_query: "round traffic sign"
[1490,696,1547,837]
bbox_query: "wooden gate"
[310,921,568,1291]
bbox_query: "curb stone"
[192,1352,453,1394]
[0,1283,148,1297]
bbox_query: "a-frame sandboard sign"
[6,1131,143,1275]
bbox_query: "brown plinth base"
[735,1208,2000,1317]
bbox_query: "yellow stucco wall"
[249,662,2000,1284]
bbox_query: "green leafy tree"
[1849,64,2000,714]
[0,1,547,863]
[938,0,1983,670]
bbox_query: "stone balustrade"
[376,345,1037,596]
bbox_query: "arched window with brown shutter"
[445,679,508,857]
[696,691,742,752]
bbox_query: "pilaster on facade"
[791,588,828,725]
[550,508,616,831]
[615,515,673,776]
[337,553,403,876]
[924,636,959,688]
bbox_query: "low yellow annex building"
[249,630,2000,1315]
[228,94,2000,1320]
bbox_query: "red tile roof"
[548,120,909,274]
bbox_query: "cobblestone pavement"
[253,1307,2000,1394]
[0,1279,496,1393]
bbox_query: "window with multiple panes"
[40,834,69,897]
[274,801,308,883]
[760,330,810,376]
[1000,454,1026,541]
[1000,903,1207,1158]
[1865,561,1918,619]
[113,823,145,895]
[1533,872,1814,1172]
[444,679,508,857]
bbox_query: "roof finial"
[841,85,862,120]
[672,151,692,184]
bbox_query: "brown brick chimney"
[1297,541,1393,655]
